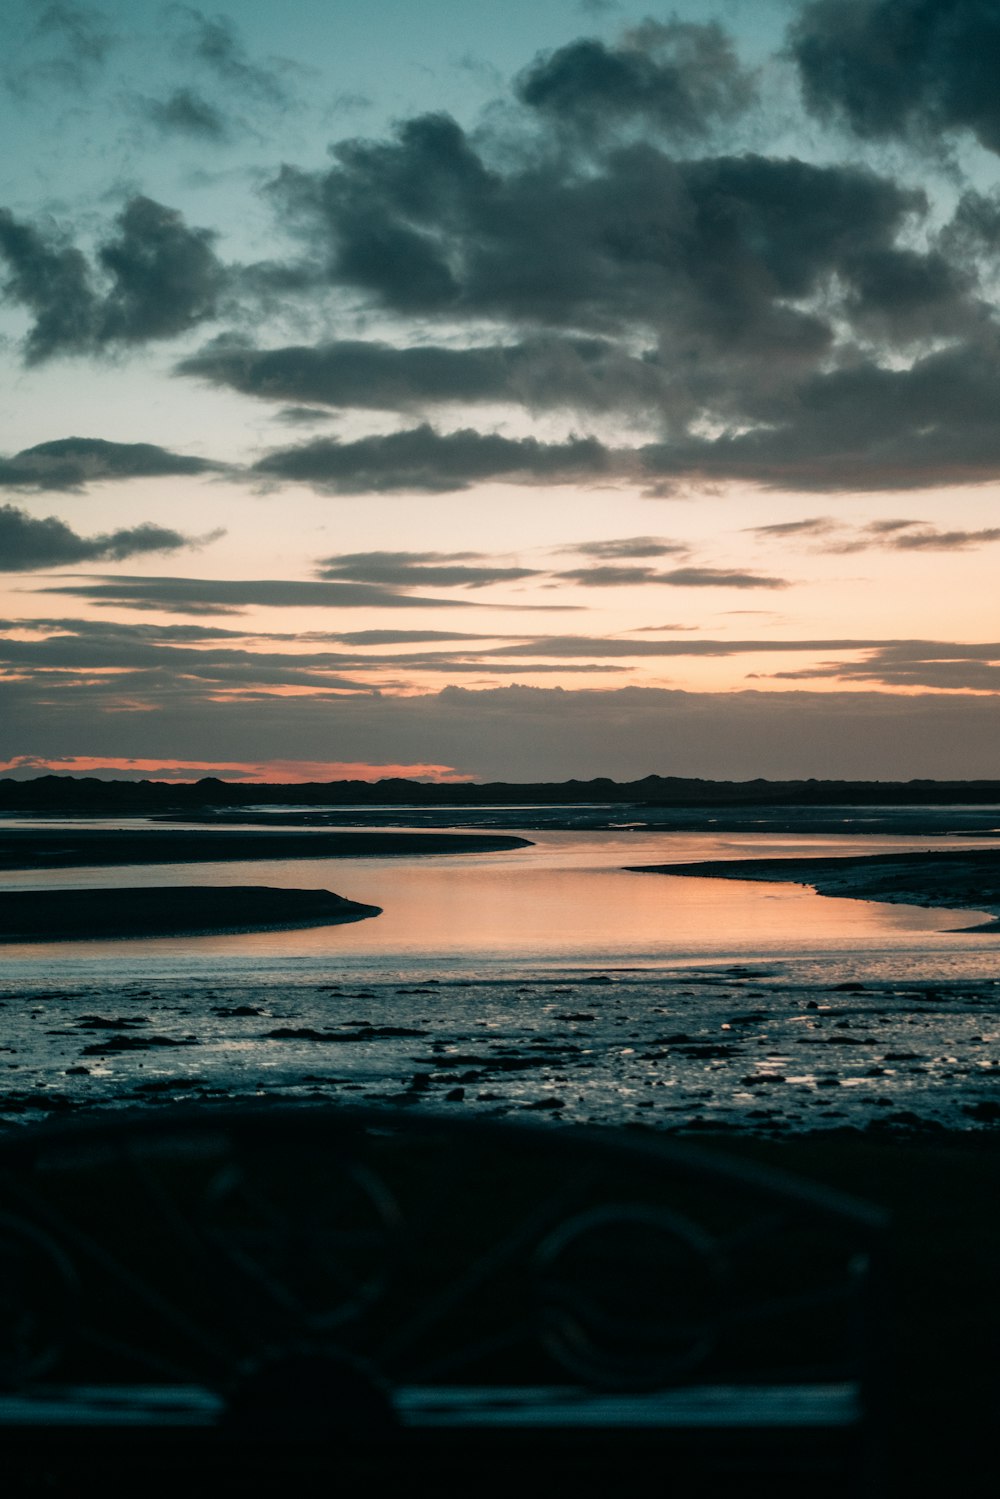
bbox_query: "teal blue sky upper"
[0,2,794,276]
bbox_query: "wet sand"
[2,964,996,1135]
[629,847,1000,931]
[0,828,531,870]
[0,885,381,942]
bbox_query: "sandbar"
[0,828,531,871]
[628,847,1000,930]
[0,886,382,942]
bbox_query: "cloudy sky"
[2,0,999,782]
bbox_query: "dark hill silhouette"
[1,772,999,814]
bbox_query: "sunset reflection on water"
[1,827,989,969]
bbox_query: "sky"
[1,0,1000,783]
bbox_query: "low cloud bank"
[2,681,998,782]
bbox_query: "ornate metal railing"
[0,1106,886,1485]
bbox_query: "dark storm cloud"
[638,334,1000,490]
[790,0,1000,154]
[0,437,218,491]
[316,550,540,589]
[140,86,229,140]
[841,245,978,344]
[0,505,192,571]
[941,189,1000,258]
[270,115,926,354]
[0,210,97,365]
[516,19,756,139]
[178,337,522,408]
[237,50,1000,494]
[253,424,612,493]
[0,196,225,362]
[177,333,670,415]
[7,9,1000,502]
[97,195,224,345]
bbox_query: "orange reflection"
[4,830,983,966]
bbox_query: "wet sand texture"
[629,847,1000,929]
[0,886,382,941]
[0,829,532,871]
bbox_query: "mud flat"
[0,886,381,941]
[628,847,1000,931]
[0,828,531,871]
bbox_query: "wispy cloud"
[168,6,298,109]
[749,515,1000,553]
[558,536,688,559]
[763,640,1000,691]
[38,574,477,614]
[315,550,540,589]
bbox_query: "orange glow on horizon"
[0,756,473,784]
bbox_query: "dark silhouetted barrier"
[0,1106,887,1494]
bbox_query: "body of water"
[0,823,997,979]
[1,817,996,1133]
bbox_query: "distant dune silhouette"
[3,773,1000,814]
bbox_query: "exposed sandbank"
[628,847,1000,930]
[0,828,532,872]
[0,886,381,942]
[151,804,1000,835]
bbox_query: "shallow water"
[1,825,996,978]
[1,818,997,1133]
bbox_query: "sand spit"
[0,828,532,871]
[0,886,381,942]
[628,848,1000,931]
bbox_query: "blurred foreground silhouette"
[0,1105,896,1495]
